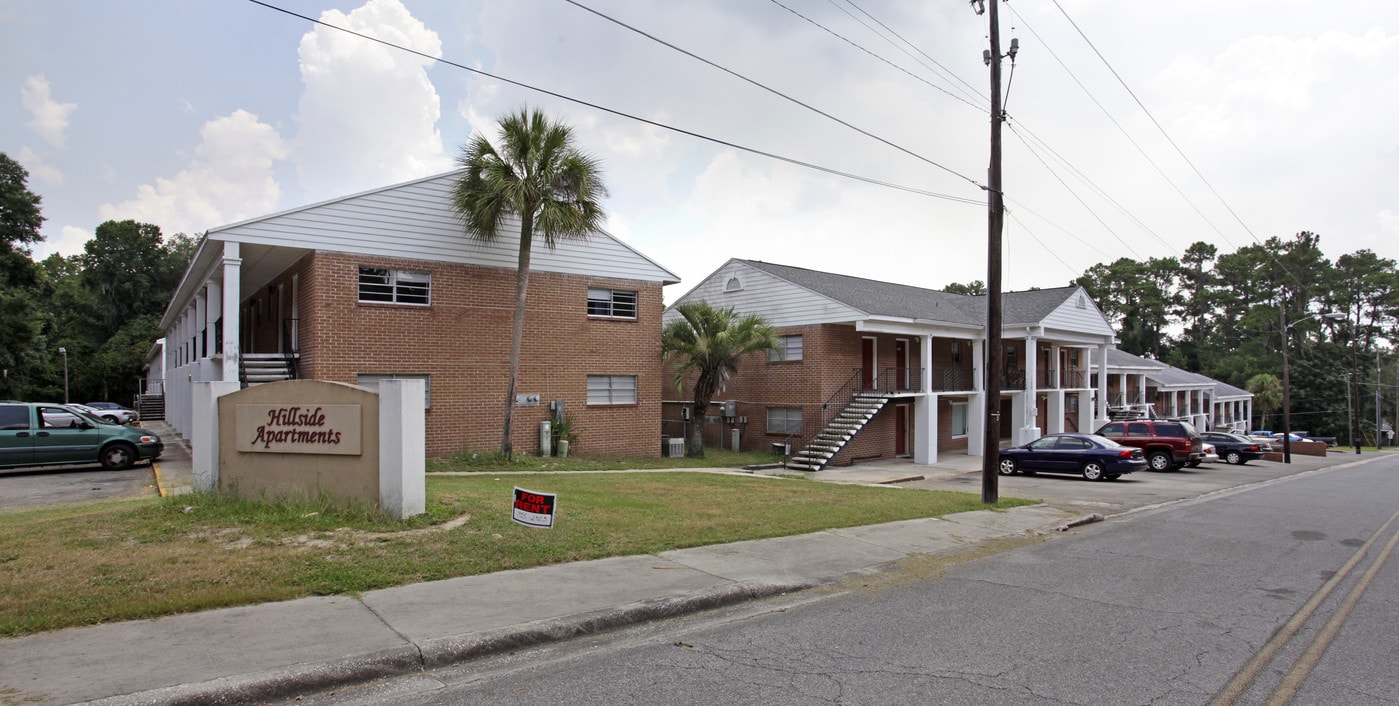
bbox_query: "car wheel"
[1225,450,1242,465]
[1081,462,1105,481]
[1106,474,1121,481]
[1147,451,1172,472]
[100,443,136,471]
[1187,460,1202,468]
[998,457,1017,475]
[102,415,120,424]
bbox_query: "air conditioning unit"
[666,437,686,458]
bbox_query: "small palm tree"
[452,108,608,456]
[662,301,779,458]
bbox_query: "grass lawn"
[0,471,1034,637]
[426,446,780,472]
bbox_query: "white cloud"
[19,74,76,148]
[16,147,62,187]
[293,0,452,201]
[46,226,92,258]
[98,109,288,234]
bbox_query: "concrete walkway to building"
[0,424,1373,705]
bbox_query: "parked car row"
[1000,420,1277,482]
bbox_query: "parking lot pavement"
[890,451,1364,517]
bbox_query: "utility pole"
[974,0,1015,503]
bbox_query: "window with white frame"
[767,407,803,434]
[951,340,963,365]
[358,267,430,305]
[951,402,968,437]
[587,288,638,318]
[356,373,431,408]
[586,375,637,405]
[767,334,803,362]
[725,276,743,292]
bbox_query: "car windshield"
[1180,421,1199,435]
[1084,434,1122,448]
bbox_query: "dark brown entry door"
[895,404,908,455]
[895,340,908,390]
[999,398,1013,440]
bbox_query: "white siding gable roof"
[1040,287,1117,340]
[209,171,678,284]
[664,259,865,327]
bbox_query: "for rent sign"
[512,487,557,528]
[234,404,363,455]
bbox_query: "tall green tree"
[662,301,778,458]
[451,107,608,456]
[0,153,45,398]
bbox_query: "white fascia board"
[159,235,224,332]
[855,318,981,337]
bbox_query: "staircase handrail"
[821,368,866,429]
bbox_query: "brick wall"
[251,251,665,458]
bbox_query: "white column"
[968,338,985,456]
[914,334,936,464]
[191,380,240,493]
[1019,334,1040,443]
[220,242,241,383]
[1046,390,1064,434]
[379,379,426,519]
[1096,344,1110,426]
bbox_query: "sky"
[3,0,1397,303]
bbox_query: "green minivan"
[0,403,163,471]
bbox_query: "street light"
[1279,310,1344,463]
[58,347,68,404]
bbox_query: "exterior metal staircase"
[239,353,298,386]
[785,393,888,471]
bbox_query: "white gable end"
[1042,287,1116,339]
[666,260,864,328]
[210,172,678,284]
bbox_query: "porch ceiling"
[238,243,311,298]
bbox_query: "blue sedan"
[999,433,1147,481]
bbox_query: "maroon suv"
[1094,419,1205,471]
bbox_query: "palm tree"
[452,108,607,456]
[662,301,778,458]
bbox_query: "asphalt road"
[0,462,158,509]
[285,452,1399,705]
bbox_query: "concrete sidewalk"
[0,426,1080,704]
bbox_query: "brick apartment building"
[156,171,679,457]
[663,259,1121,470]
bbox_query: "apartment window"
[1006,347,1018,368]
[587,288,638,318]
[951,402,968,438]
[356,374,431,408]
[1070,350,1080,367]
[951,340,963,365]
[768,335,804,362]
[767,407,803,434]
[587,375,637,405]
[359,267,430,305]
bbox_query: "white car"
[1202,442,1220,464]
[72,403,135,425]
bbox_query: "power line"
[244,0,984,206]
[1049,0,1265,252]
[837,0,989,109]
[566,0,984,189]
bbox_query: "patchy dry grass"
[0,472,1032,637]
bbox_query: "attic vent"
[725,276,743,292]
[1077,294,1087,308]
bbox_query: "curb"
[86,579,818,705]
